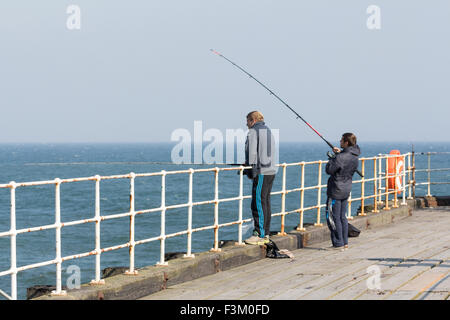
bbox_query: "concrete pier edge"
[34,196,448,300]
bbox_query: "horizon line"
[0,140,448,144]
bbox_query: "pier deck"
[140,207,450,300]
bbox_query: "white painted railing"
[412,152,450,197]
[1,151,447,300]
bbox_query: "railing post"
[407,152,413,200]
[51,178,66,296]
[236,166,245,245]
[359,160,366,216]
[314,161,323,227]
[372,158,378,213]
[401,154,407,205]
[211,168,221,252]
[90,175,105,284]
[125,173,138,275]
[184,169,195,257]
[393,157,399,208]
[9,182,17,300]
[384,156,390,210]
[378,154,384,204]
[279,163,287,235]
[347,191,353,220]
[412,149,416,199]
[427,152,431,197]
[157,171,168,266]
[296,163,306,231]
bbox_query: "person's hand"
[333,147,341,154]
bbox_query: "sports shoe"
[245,235,266,245]
[263,236,270,244]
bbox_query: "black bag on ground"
[265,240,290,259]
[348,223,361,237]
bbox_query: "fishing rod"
[210,49,335,149]
[210,49,363,177]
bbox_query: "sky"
[0,0,448,143]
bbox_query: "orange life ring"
[387,150,404,193]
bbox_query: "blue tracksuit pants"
[251,174,275,238]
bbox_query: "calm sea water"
[0,141,449,299]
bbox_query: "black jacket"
[326,145,361,200]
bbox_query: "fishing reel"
[327,151,336,159]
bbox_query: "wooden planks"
[140,207,450,300]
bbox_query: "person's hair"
[247,111,264,122]
[342,133,357,147]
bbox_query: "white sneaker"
[245,235,265,245]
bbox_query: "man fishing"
[325,133,361,251]
[243,111,277,245]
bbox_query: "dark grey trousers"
[326,197,349,247]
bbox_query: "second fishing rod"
[210,49,363,178]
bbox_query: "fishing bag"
[348,223,361,237]
[265,240,293,259]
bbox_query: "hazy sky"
[0,1,448,143]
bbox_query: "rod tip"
[210,49,220,55]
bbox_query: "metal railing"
[0,150,447,300]
[411,152,450,197]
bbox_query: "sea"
[0,141,449,299]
